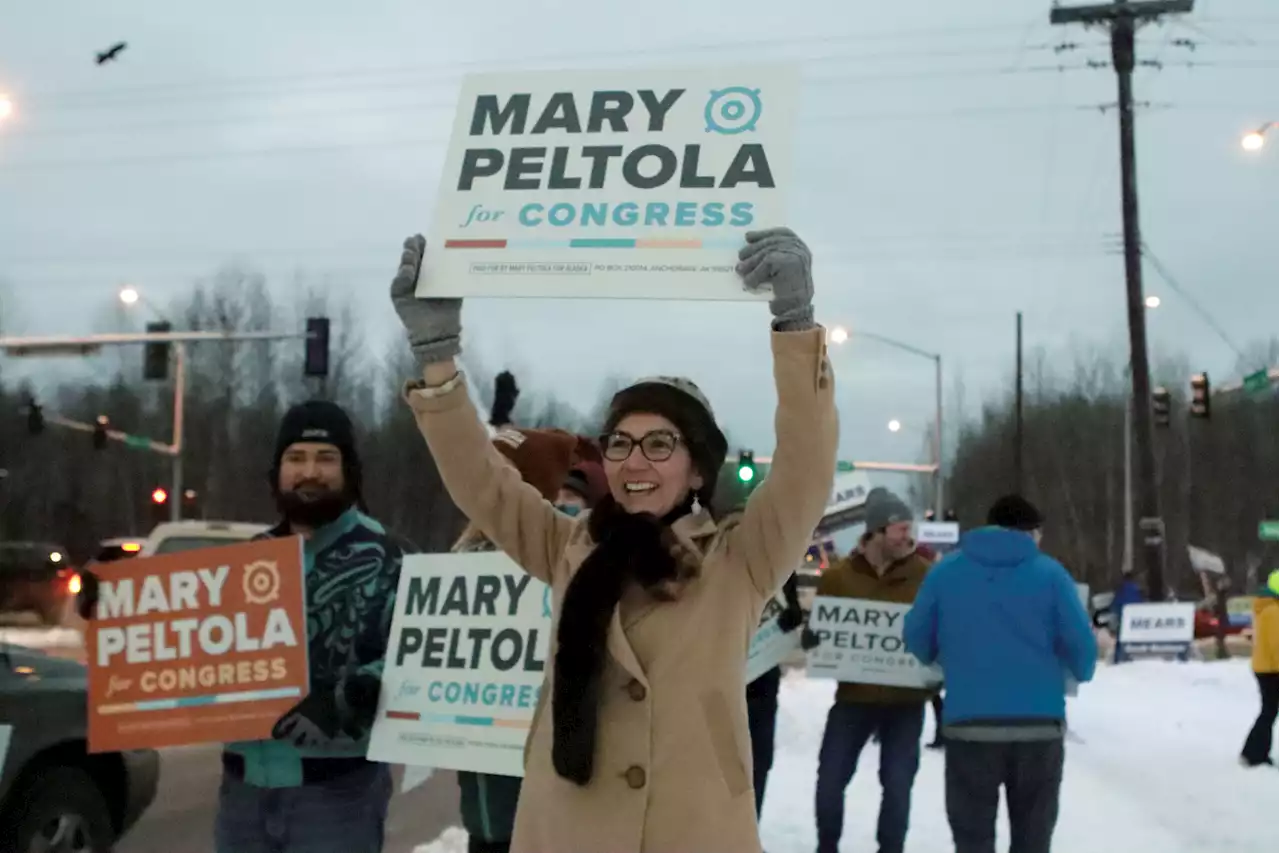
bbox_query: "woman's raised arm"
[392,235,574,584]
[725,228,839,600]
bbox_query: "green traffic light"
[738,466,755,483]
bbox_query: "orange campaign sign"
[87,536,310,753]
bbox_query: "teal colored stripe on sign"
[569,238,636,248]
[423,712,490,726]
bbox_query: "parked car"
[85,538,145,568]
[139,520,267,557]
[0,643,159,852]
[0,543,79,626]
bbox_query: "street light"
[1242,122,1276,151]
[0,94,13,122]
[1144,295,1161,309]
[887,419,902,433]
[827,323,944,514]
[119,286,140,306]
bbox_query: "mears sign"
[916,521,960,545]
[825,470,872,517]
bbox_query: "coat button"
[626,679,647,702]
[625,765,646,789]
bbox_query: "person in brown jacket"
[390,227,838,853]
[813,487,932,853]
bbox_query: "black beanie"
[272,400,362,498]
[604,377,727,508]
[986,494,1043,531]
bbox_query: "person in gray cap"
[811,486,933,853]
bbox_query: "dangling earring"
[691,494,703,515]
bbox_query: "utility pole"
[1050,0,1192,601]
[1015,311,1024,494]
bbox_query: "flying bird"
[95,42,127,65]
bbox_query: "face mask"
[556,503,582,517]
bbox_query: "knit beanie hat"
[864,487,913,532]
[562,458,609,506]
[986,494,1044,531]
[603,376,728,508]
[492,428,601,502]
[271,400,362,499]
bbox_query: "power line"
[15,45,1261,118]
[1140,243,1247,359]
[0,88,1135,173]
[18,23,1075,103]
[10,97,1150,142]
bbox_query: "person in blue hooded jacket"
[903,494,1097,853]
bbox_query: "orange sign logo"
[87,536,309,753]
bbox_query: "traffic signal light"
[1152,386,1171,427]
[182,488,200,519]
[924,509,936,521]
[944,509,958,522]
[304,317,330,378]
[144,321,172,381]
[1190,373,1211,420]
[92,415,109,450]
[736,450,756,483]
[25,399,44,435]
[151,487,168,505]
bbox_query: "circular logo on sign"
[704,87,763,135]
[242,559,281,605]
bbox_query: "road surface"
[116,746,461,853]
[0,620,462,853]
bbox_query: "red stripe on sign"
[444,239,507,249]
[385,710,421,721]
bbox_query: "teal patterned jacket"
[224,506,404,787]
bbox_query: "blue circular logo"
[705,87,763,135]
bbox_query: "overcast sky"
[0,0,1275,479]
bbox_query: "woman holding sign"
[392,227,837,853]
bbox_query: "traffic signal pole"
[170,342,186,523]
[3,328,312,524]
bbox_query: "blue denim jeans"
[213,761,392,853]
[814,701,925,853]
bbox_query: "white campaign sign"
[916,521,960,545]
[825,469,872,517]
[746,590,802,684]
[1119,601,1196,645]
[367,553,551,778]
[805,597,942,688]
[418,66,800,300]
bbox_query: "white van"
[140,520,269,557]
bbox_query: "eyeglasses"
[600,430,682,463]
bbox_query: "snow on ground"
[416,659,1278,853]
[0,627,83,648]
[413,826,468,853]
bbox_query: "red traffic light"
[151,487,169,504]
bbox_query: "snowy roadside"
[0,627,83,648]
[413,659,1278,853]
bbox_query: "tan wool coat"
[404,328,838,853]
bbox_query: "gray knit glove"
[736,227,815,332]
[390,234,462,366]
